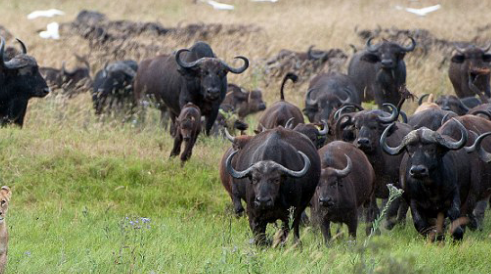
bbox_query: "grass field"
[2,0,491,273]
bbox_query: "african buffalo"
[256,73,304,130]
[348,37,416,108]
[288,120,329,149]
[225,127,321,245]
[408,108,457,131]
[133,41,249,135]
[303,72,361,123]
[434,95,470,115]
[170,103,201,164]
[381,116,491,240]
[311,141,376,243]
[342,103,412,228]
[221,84,266,119]
[0,37,49,127]
[449,44,491,98]
[92,60,138,115]
[39,54,91,94]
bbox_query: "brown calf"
[170,103,201,164]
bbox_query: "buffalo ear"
[177,66,199,78]
[361,53,380,63]
[1,186,11,201]
[451,54,465,64]
[382,123,398,137]
[483,54,491,63]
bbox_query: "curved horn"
[399,110,408,123]
[377,103,399,123]
[285,117,295,129]
[366,37,381,53]
[472,110,491,120]
[400,36,416,52]
[334,103,363,120]
[480,43,491,53]
[308,45,328,60]
[305,88,318,105]
[0,37,5,68]
[226,150,254,179]
[274,151,311,178]
[15,38,27,54]
[334,114,353,140]
[221,56,249,74]
[223,128,236,143]
[380,123,409,155]
[465,131,491,163]
[436,118,468,150]
[175,48,200,69]
[441,112,456,126]
[453,42,466,54]
[318,120,329,135]
[332,154,352,178]
[418,94,430,105]
[108,63,137,78]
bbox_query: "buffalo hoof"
[234,207,245,218]
[452,227,464,241]
[385,220,396,230]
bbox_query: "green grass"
[2,98,491,273]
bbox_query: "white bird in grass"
[395,4,441,17]
[206,1,234,10]
[39,22,60,39]
[27,9,65,20]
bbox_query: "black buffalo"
[92,60,138,115]
[311,141,376,243]
[342,103,413,228]
[381,117,491,240]
[348,37,415,108]
[0,37,49,127]
[39,54,91,94]
[225,127,321,245]
[256,73,304,131]
[134,41,249,135]
[303,72,361,123]
[449,44,491,98]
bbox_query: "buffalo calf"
[170,103,201,164]
[311,141,375,244]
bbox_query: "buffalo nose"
[319,197,333,207]
[258,103,266,111]
[183,136,191,141]
[357,138,370,147]
[207,88,220,95]
[410,165,429,177]
[381,59,394,67]
[254,196,273,207]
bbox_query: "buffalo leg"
[231,185,244,216]
[180,137,197,163]
[473,199,488,230]
[292,205,308,243]
[347,216,358,239]
[410,200,431,238]
[170,133,182,158]
[205,110,219,136]
[320,219,332,245]
[250,218,268,246]
[447,194,464,241]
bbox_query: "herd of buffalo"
[2,11,491,246]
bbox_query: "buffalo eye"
[251,177,259,184]
[273,178,281,185]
